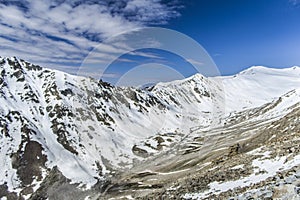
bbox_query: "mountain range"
[0,56,300,199]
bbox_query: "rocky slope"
[0,56,300,199]
[105,89,300,199]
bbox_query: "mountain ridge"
[0,56,300,199]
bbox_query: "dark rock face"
[228,143,241,157]
[30,167,91,200]
[132,145,149,157]
[0,184,20,200]
[12,141,47,186]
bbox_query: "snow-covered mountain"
[220,65,300,113]
[0,57,299,199]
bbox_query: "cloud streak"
[0,0,181,74]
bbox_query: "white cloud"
[0,0,181,74]
[186,59,204,67]
[124,0,180,24]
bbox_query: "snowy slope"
[0,56,300,199]
[218,66,300,113]
[0,57,224,197]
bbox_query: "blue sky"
[163,0,300,75]
[1,0,300,84]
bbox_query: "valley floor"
[97,98,300,199]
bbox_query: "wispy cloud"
[186,58,204,67]
[289,0,300,6]
[0,0,181,73]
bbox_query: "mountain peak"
[239,65,300,75]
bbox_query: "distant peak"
[190,73,205,79]
[238,65,300,76]
[240,66,268,73]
